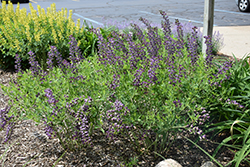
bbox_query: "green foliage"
[0,7,249,165]
[0,2,98,70]
[2,28,229,158]
[2,56,110,150]
[203,55,250,166]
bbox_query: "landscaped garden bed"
[0,2,250,167]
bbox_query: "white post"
[202,0,215,58]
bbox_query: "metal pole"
[202,0,214,58]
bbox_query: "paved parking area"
[1,0,250,28]
[1,0,250,58]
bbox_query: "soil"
[0,53,249,167]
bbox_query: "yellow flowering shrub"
[0,1,98,70]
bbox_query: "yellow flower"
[0,32,7,46]
[29,3,34,11]
[69,10,72,20]
[14,39,21,51]
[25,25,32,42]
[52,28,58,43]
[80,27,84,34]
[37,5,41,16]
[35,33,40,42]
[64,8,68,18]
[76,19,80,32]
[58,31,63,41]
[51,3,56,15]
[15,3,20,16]
[69,21,75,35]
[42,8,46,16]
[77,40,81,47]
[7,2,14,16]
[1,1,6,8]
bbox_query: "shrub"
[0,2,98,70]
[1,10,233,158]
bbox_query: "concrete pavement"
[212,26,250,59]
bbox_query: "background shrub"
[100,18,224,56]
[0,2,98,70]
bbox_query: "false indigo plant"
[174,19,185,56]
[47,45,70,73]
[159,11,177,56]
[139,17,162,57]
[2,11,234,163]
[94,11,233,154]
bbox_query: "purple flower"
[0,106,14,130]
[43,120,55,139]
[28,51,42,76]
[4,122,15,143]
[204,36,214,67]
[44,88,58,105]
[78,115,91,145]
[159,10,171,36]
[109,74,120,90]
[68,35,84,64]
[14,54,22,73]
[0,106,15,143]
[133,68,144,86]
[187,27,199,66]
[173,100,182,108]
[106,100,131,140]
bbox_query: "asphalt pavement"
[0,0,249,59]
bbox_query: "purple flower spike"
[187,27,199,66]
[159,10,171,36]
[49,46,63,68]
[68,35,84,64]
[4,122,15,143]
[28,51,42,76]
[0,106,15,143]
[204,36,214,67]
[14,54,22,73]
[43,120,55,139]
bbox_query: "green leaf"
[235,138,250,167]
[212,134,243,158]
[222,107,243,113]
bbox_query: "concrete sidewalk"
[213,26,250,59]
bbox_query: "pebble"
[200,161,217,167]
[155,159,182,167]
[155,159,217,167]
